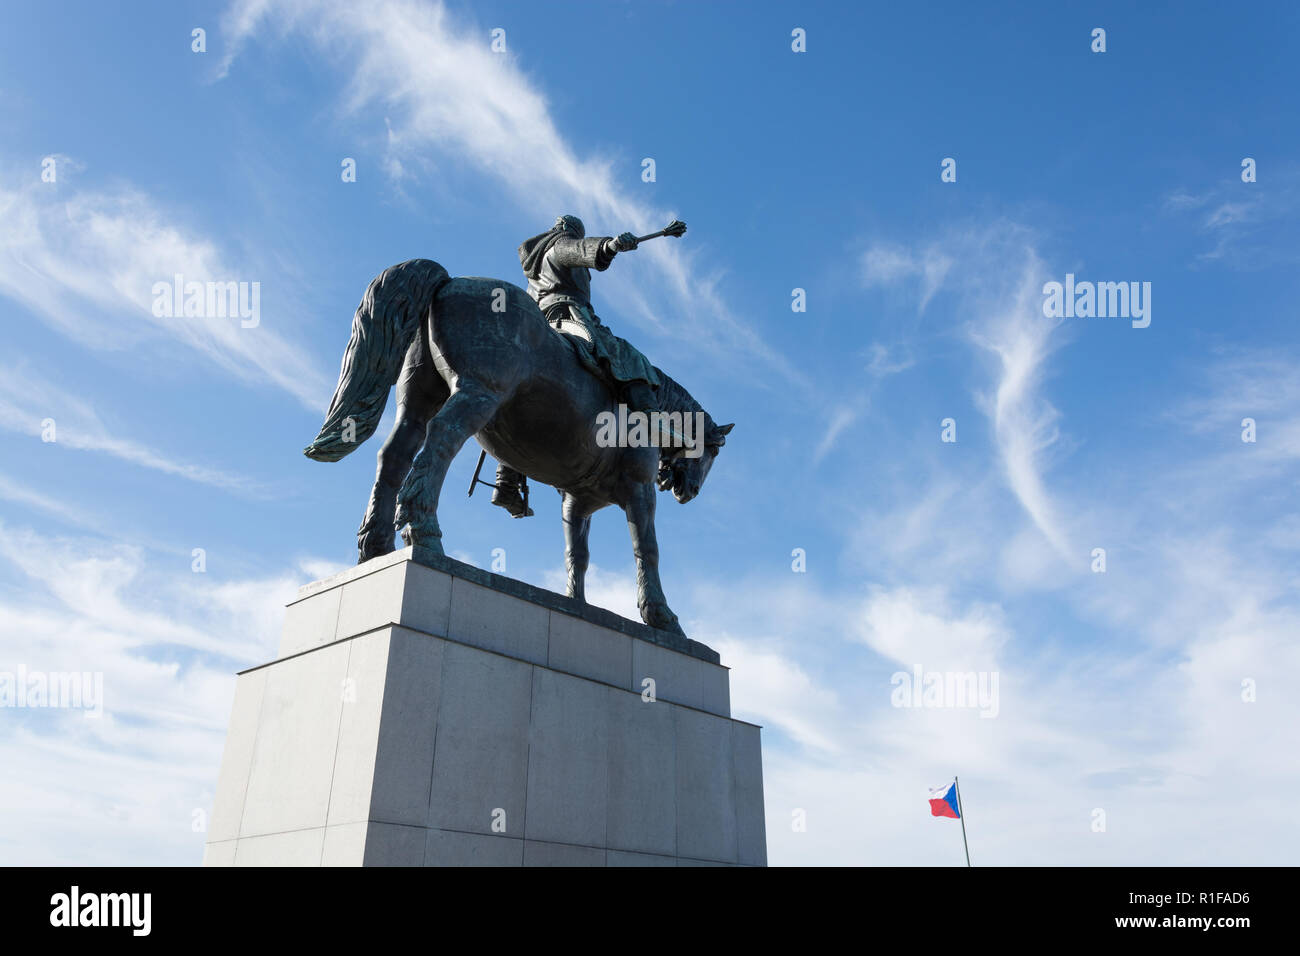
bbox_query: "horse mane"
[652,366,715,436]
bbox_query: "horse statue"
[303,258,732,635]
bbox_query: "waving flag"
[929,783,961,818]
[929,777,972,865]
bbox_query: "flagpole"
[954,775,971,867]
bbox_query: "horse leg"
[395,381,501,555]
[620,479,684,634]
[562,493,597,602]
[356,401,432,562]
[357,335,448,562]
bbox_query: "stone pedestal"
[203,547,766,866]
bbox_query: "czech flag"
[929,783,961,819]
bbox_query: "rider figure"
[491,215,663,517]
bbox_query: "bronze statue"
[304,220,730,635]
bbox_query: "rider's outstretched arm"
[549,233,638,272]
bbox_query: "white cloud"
[0,173,330,410]
[967,253,1073,560]
[689,560,1300,864]
[811,344,915,464]
[0,364,264,494]
[1161,174,1300,268]
[0,522,332,865]
[856,586,1008,671]
[866,342,915,378]
[864,225,1075,561]
[712,637,848,755]
[862,241,953,312]
[0,469,102,530]
[1171,349,1300,463]
[812,404,860,465]
[0,524,276,662]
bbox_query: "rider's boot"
[491,464,534,518]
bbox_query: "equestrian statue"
[303,216,732,635]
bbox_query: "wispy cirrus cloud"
[811,343,916,464]
[862,242,953,312]
[0,470,103,531]
[0,363,265,495]
[0,523,277,662]
[861,224,1075,561]
[0,172,330,410]
[1168,348,1300,463]
[1161,171,1300,267]
[967,246,1072,562]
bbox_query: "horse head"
[658,421,734,503]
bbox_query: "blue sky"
[1,0,1298,865]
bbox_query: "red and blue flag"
[928,783,961,819]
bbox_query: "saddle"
[547,315,621,398]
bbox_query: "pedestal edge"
[290,546,720,664]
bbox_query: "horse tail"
[303,258,451,462]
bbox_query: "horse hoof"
[400,524,444,556]
[357,533,396,564]
[642,603,685,635]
